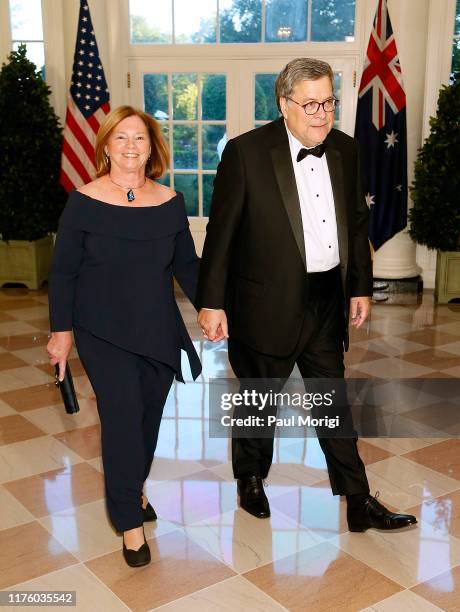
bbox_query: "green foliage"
[131,15,170,43]
[144,74,168,118]
[408,75,460,251]
[202,75,226,120]
[219,0,261,43]
[189,16,216,44]
[255,75,279,121]
[175,83,198,119]
[311,0,356,41]
[0,45,65,241]
[453,39,460,80]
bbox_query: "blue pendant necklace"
[109,176,146,202]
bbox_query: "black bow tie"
[297,143,326,162]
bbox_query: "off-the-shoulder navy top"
[48,190,201,382]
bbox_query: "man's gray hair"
[275,58,334,112]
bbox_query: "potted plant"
[408,74,460,303]
[0,45,65,289]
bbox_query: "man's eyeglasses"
[286,96,339,115]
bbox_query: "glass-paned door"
[129,56,357,251]
[143,71,227,216]
[129,58,239,252]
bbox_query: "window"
[125,0,359,236]
[452,0,460,78]
[129,0,356,44]
[144,72,227,216]
[9,0,45,77]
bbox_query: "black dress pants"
[74,327,175,532]
[228,270,369,496]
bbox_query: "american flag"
[354,0,407,250]
[60,0,110,192]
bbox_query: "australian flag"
[354,0,407,251]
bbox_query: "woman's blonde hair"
[95,105,169,178]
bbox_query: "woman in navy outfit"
[47,106,201,567]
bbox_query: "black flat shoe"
[237,476,270,519]
[143,502,157,522]
[347,492,417,532]
[122,533,151,567]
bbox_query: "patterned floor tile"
[155,575,287,611]
[0,289,459,609]
[85,530,236,611]
[0,414,46,445]
[411,564,460,610]
[243,541,402,612]
[4,461,104,517]
[0,521,78,589]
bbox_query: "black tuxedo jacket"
[196,117,372,356]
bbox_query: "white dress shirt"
[285,122,340,273]
[202,124,341,310]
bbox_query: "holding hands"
[198,309,229,342]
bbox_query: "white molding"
[414,0,456,286]
[123,42,362,61]
[42,0,67,123]
[422,0,456,140]
[0,0,12,65]
[104,0,129,107]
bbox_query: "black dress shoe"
[347,492,417,532]
[122,533,151,567]
[143,502,157,522]
[237,476,270,519]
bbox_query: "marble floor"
[0,287,460,611]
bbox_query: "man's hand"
[198,309,229,342]
[349,296,371,328]
[47,331,73,381]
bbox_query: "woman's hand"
[47,331,73,381]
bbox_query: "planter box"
[435,250,460,304]
[0,235,54,290]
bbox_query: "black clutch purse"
[54,364,80,414]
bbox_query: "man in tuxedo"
[196,58,416,532]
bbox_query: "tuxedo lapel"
[269,121,349,277]
[325,145,348,281]
[270,138,307,271]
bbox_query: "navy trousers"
[74,326,175,532]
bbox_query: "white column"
[415,0,456,287]
[42,0,66,123]
[371,0,430,279]
[0,0,12,66]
